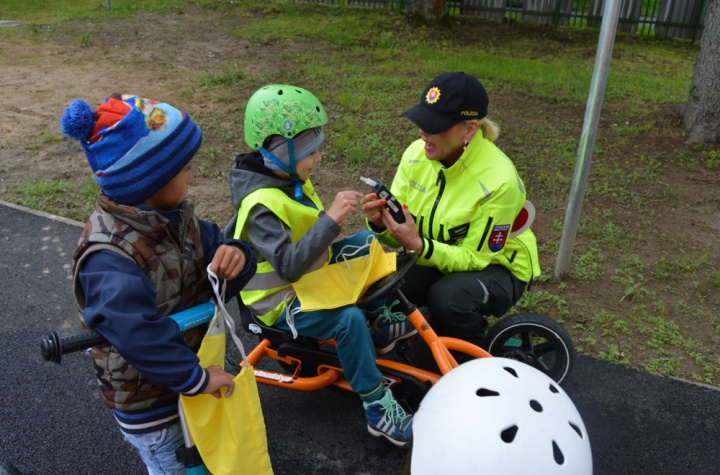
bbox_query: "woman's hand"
[361,192,387,229]
[326,190,363,226]
[209,244,247,280]
[383,204,423,251]
[202,365,235,398]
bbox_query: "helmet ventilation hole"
[552,441,565,465]
[500,425,518,443]
[476,388,500,397]
[530,399,543,412]
[503,366,518,378]
[549,384,560,393]
[277,89,284,95]
[569,421,584,438]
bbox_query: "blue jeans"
[274,230,384,400]
[275,299,383,400]
[122,423,186,475]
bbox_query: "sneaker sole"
[375,329,418,355]
[367,424,410,448]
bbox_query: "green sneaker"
[368,300,418,355]
[363,390,413,447]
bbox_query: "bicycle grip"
[39,301,217,364]
[40,330,107,364]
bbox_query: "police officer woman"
[361,71,541,348]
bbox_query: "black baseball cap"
[402,72,489,134]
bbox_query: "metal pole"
[106,0,111,10]
[553,0,621,280]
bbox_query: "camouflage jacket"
[73,191,211,413]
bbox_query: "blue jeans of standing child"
[123,422,186,475]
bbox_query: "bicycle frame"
[238,293,492,399]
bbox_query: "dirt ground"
[1,4,718,385]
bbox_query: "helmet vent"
[549,384,560,393]
[476,388,499,397]
[500,425,518,443]
[569,421,584,438]
[529,399,543,412]
[503,366,518,378]
[552,441,565,465]
[277,89,284,95]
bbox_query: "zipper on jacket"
[167,209,190,277]
[517,238,535,290]
[428,170,446,241]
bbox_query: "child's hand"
[209,244,246,280]
[326,190,363,226]
[202,365,235,398]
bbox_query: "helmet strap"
[259,147,297,177]
[287,138,297,175]
[286,139,304,201]
[259,141,304,202]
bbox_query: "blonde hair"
[479,118,500,142]
[464,118,500,143]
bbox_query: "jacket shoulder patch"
[488,224,510,252]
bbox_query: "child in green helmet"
[229,84,414,447]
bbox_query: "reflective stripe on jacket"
[233,182,330,326]
[380,134,541,282]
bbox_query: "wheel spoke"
[533,341,556,358]
[520,332,534,351]
[508,348,534,365]
[535,355,551,373]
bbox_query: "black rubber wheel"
[484,313,575,384]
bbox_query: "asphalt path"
[1,201,718,475]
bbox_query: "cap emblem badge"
[425,87,441,105]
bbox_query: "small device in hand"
[360,176,406,223]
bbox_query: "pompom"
[59,99,96,142]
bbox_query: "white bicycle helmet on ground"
[411,357,593,474]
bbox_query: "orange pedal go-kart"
[224,250,575,411]
[41,252,575,414]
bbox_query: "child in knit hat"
[60,93,257,473]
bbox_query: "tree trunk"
[683,0,720,144]
[412,0,447,24]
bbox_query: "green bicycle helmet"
[244,84,328,150]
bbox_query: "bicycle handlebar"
[40,301,217,364]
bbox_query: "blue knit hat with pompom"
[59,93,202,205]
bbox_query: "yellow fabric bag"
[180,270,273,475]
[292,238,396,311]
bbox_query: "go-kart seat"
[234,294,294,343]
[224,213,295,342]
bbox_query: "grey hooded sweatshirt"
[229,151,339,282]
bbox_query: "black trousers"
[400,264,527,346]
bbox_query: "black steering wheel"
[356,251,418,309]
